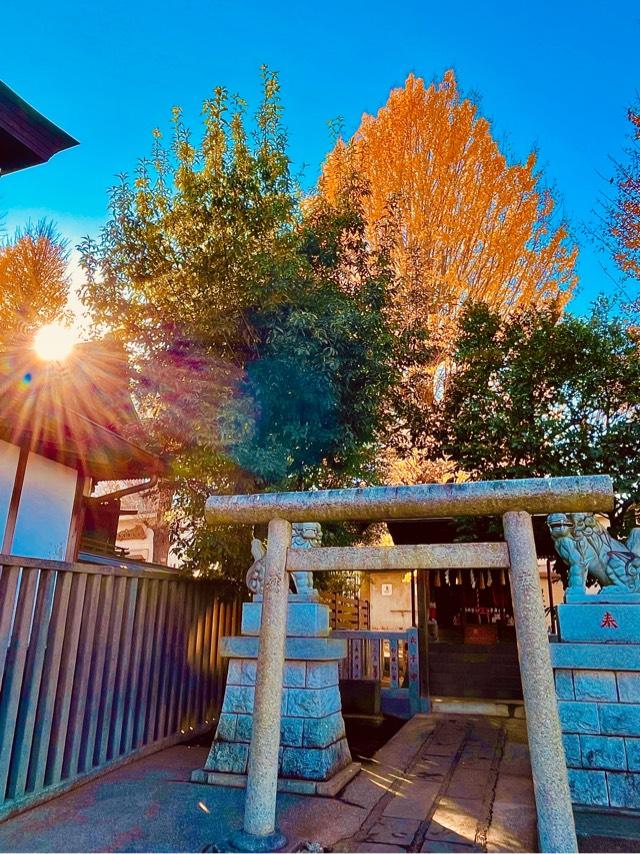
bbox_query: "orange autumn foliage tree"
[319,72,577,342]
[0,220,70,344]
[609,108,640,283]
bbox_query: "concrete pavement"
[0,714,537,852]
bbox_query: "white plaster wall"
[116,519,154,562]
[0,440,20,546]
[116,514,181,568]
[11,453,77,560]
[367,570,413,631]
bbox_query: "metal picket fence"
[0,553,240,821]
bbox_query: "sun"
[33,322,77,362]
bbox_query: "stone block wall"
[208,657,351,780]
[555,667,640,809]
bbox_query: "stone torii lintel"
[205,474,614,525]
[286,541,511,573]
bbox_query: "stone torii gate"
[205,475,614,853]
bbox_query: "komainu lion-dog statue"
[547,512,640,597]
[245,521,321,599]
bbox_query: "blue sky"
[1,0,638,316]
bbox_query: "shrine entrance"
[389,518,523,705]
[204,475,614,853]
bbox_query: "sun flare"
[33,322,77,362]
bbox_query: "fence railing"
[333,627,420,715]
[319,592,370,630]
[0,553,241,822]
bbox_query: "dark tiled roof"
[0,80,78,174]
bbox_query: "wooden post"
[416,569,429,710]
[389,639,399,689]
[0,567,39,799]
[352,639,362,679]
[410,569,416,627]
[546,557,557,635]
[1,445,28,554]
[371,639,380,681]
[407,626,420,715]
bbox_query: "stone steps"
[430,697,525,719]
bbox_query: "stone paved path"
[0,713,537,853]
[334,714,537,853]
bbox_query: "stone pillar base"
[191,760,361,796]
[192,600,357,793]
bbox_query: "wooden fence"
[333,627,420,716]
[319,592,370,630]
[0,553,241,821]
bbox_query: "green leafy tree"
[80,70,414,585]
[418,301,640,534]
[228,197,407,490]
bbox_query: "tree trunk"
[150,488,173,566]
[152,523,171,565]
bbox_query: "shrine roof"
[0,80,78,174]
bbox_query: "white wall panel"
[11,453,78,560]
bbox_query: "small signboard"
[381,583,393,596]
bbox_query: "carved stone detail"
[245,522,321,599]
[246,538,266,596]
[290,522,321,600]
[547,512,640,596]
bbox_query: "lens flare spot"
[34,323,76,362]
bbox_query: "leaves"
[608,107,640,286]
[80,70,415,580]
[0,220,70,341]
[319,72,577,365]
[420,301,640,531]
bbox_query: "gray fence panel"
[0,556,241,823]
